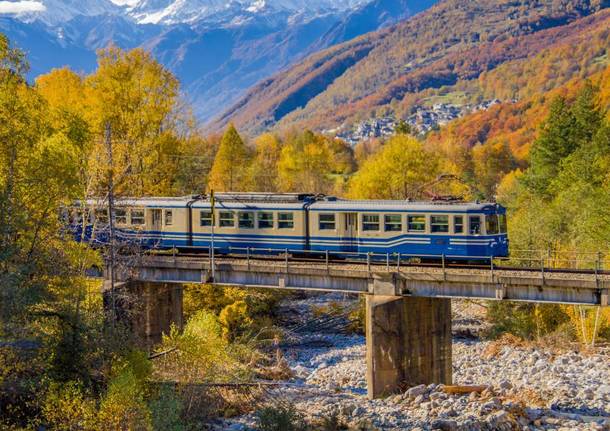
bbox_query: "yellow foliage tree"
[348,135,440,199]
[85,46,185,196]
[219,300,253,342]
[208,124,251,191]
[563,305,610,345]
[249,133,282,192]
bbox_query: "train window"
[469,216,481,235]
[238,212,255,229]
[219,211,234,227]
[499,214,507,233]
[95,209,108,224]
[453,215,464,234]
[258,212,274,229]
[200,211,213,227]
[319,213,336,230]
[131,209,145,225]
[431,215,449,233]
[114,209,127,224]
[407,215,426,232]
[164,210,173,226]
[384,214,402,232]
[486,214,499,235]
[278,212,294,229]
[362,214,380,231]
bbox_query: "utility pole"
[105,123,116,323]
[210,189,216,281]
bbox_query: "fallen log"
[441,385,489,394]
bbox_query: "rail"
[153,246,610,288]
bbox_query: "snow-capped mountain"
[5,0,371,26]
[0,0,436,121]
[4,0,120,25]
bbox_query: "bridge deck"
[118,256,609,306]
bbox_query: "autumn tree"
[348,135,440,199]
[86,46,186,196]
[208,124,252,191]
[472,140,516,199]
[395,119,411,135]
[277,130,332,193]
[249,133,282,192]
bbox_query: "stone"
[498,380,512,391]
[413,394,426,406]
[430,419,458,431]
[597,385,610,396]
[407,384,429,398]
[430,391,447,401]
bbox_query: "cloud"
[0,1,46,14]
[109,0,139,6]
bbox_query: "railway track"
[144,250,608,276]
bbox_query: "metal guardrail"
[154,246,610,291]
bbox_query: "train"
[69,193,509,262]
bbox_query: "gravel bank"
[220,295,610,430]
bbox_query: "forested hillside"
[212,0,609,136]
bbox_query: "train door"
[343,213,358,252]
[151,209,162,231]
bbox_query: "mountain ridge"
[0,0,434,121]
[210,0,609,136]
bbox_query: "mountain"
[128,0,370,25]
[211,0,609,136]
[0,0,434,121]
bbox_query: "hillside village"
[329,99,505,145]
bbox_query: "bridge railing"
[152,246,607,286]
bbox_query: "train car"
[70,193,508,261]
[307,199,508,260]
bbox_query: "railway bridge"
[105,253,609,399]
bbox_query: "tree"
[472,140,516,199]
[395,119,411,135]
[86,47,185,196]
[348,135,440,199]
[208,124,251,191]
[525,96,579,195]
[249,133,282,192]
[276,130,334,193]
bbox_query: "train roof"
[81,195,503,212]
[309,199,502,212]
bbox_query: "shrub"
[563,305,610,344]
[42,381,96,430]
[149,386,184,431]
[219,301,253,342]
[95,350,154,431]
[485,301,569,340]
[316,409,349,430]
[255,404,308,431]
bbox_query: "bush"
[149,386,184,431]
[42,381,96,430]
[316,409,349,430]
[95,349,154,431]
[485,301,569,340]
[564,305,610,344]
[219,300,253,342]
[255,404,308,431]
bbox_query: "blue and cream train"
[70,193,509,261]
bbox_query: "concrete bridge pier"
[366,295,452,399]
[103,281,183,345]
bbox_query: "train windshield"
[499,214,507,233]
[486,215,499,235]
